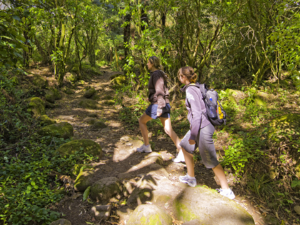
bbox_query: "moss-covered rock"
[103,100,115,106]
[111,75,126,86]
[45,101,56,109]
[39,122,73,139]
[61,86,75,95]
[38,115,56,126]
[253,97,267,107]
[79,99,98,109]
[32,74,48,88]
[45,88,62,103]
[173,186,254,225]
[83,117,97,125]
[127,204,172,225]
[74,167,96,192]
[49,219,72,225]
[84,88,96,98]
[83,117,107,129]
[255,91,276,102]
[56,139,102,158]
[226,89,247,104]
[92,121,107,129]
[72,164,93,177]
[27,97,45,117]
[90,177,121,203]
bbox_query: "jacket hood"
[180,82,201,92]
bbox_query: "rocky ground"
[37,68,276,225]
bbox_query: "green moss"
[56,139,102,158]
[28,97,45,117]
[90,177,121,202]
[74,167,95,191]
[45,88,62,103]
[254,97,267,107]
[92,121,107,129]
[174,200,197,221]
[103,100,115,106]
[139,215,162,225]
[32,74,48,88]
[109,73,124,80]
[111,75,126,86]
[39,115,56,126]
[84,88,96,98]
[39,122,73,139]
[62,87,75,95]
[79,99,98,109]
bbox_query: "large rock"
[127,204,172,225]
[39,122,73,139]
[79,99,98,109]
[90,177,121,203]
[45,88,62,103]
[226,89,246,104]
[74,167,95,192]
[173,186,254,225]
[27,97,45,117]
[83,88,96,98]
[38,115,56,126]
[49,219,71,225]
[56,139,102,158]
[32,74,48,88]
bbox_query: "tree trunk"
[124,14,131,59]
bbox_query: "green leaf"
[83,186,91,201]
[12,16,21,21]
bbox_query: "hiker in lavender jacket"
[136,56,184,162]
[177,66,235,199]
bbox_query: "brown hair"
[178,66,198,83]
[149,56,168,86]
[148,56,161,69]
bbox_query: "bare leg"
[159,117,181,150]
[181,147,195,177]
[212,164,229,189]
[138,113,152,145]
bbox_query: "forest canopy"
[0,0,299,88]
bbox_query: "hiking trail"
[43,68,267,225]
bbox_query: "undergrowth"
[116,83,300,222]
[0,71,98,225]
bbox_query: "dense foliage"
[0,0,300,224]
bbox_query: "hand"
[189,139,196,145]
[157,108,162,117]
[146,98,149,102]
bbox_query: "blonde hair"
[148,56,161,69]
[178,66,198,83]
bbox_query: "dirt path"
[46,70,267,225]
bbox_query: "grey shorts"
[179,123,219,169]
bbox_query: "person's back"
[136,56,184,162]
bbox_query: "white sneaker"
[179,174,197,187]
[172,150,185,163]
[217,188,235,199]
[136,144,152,153]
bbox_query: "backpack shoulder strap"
[199,83,207,99]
